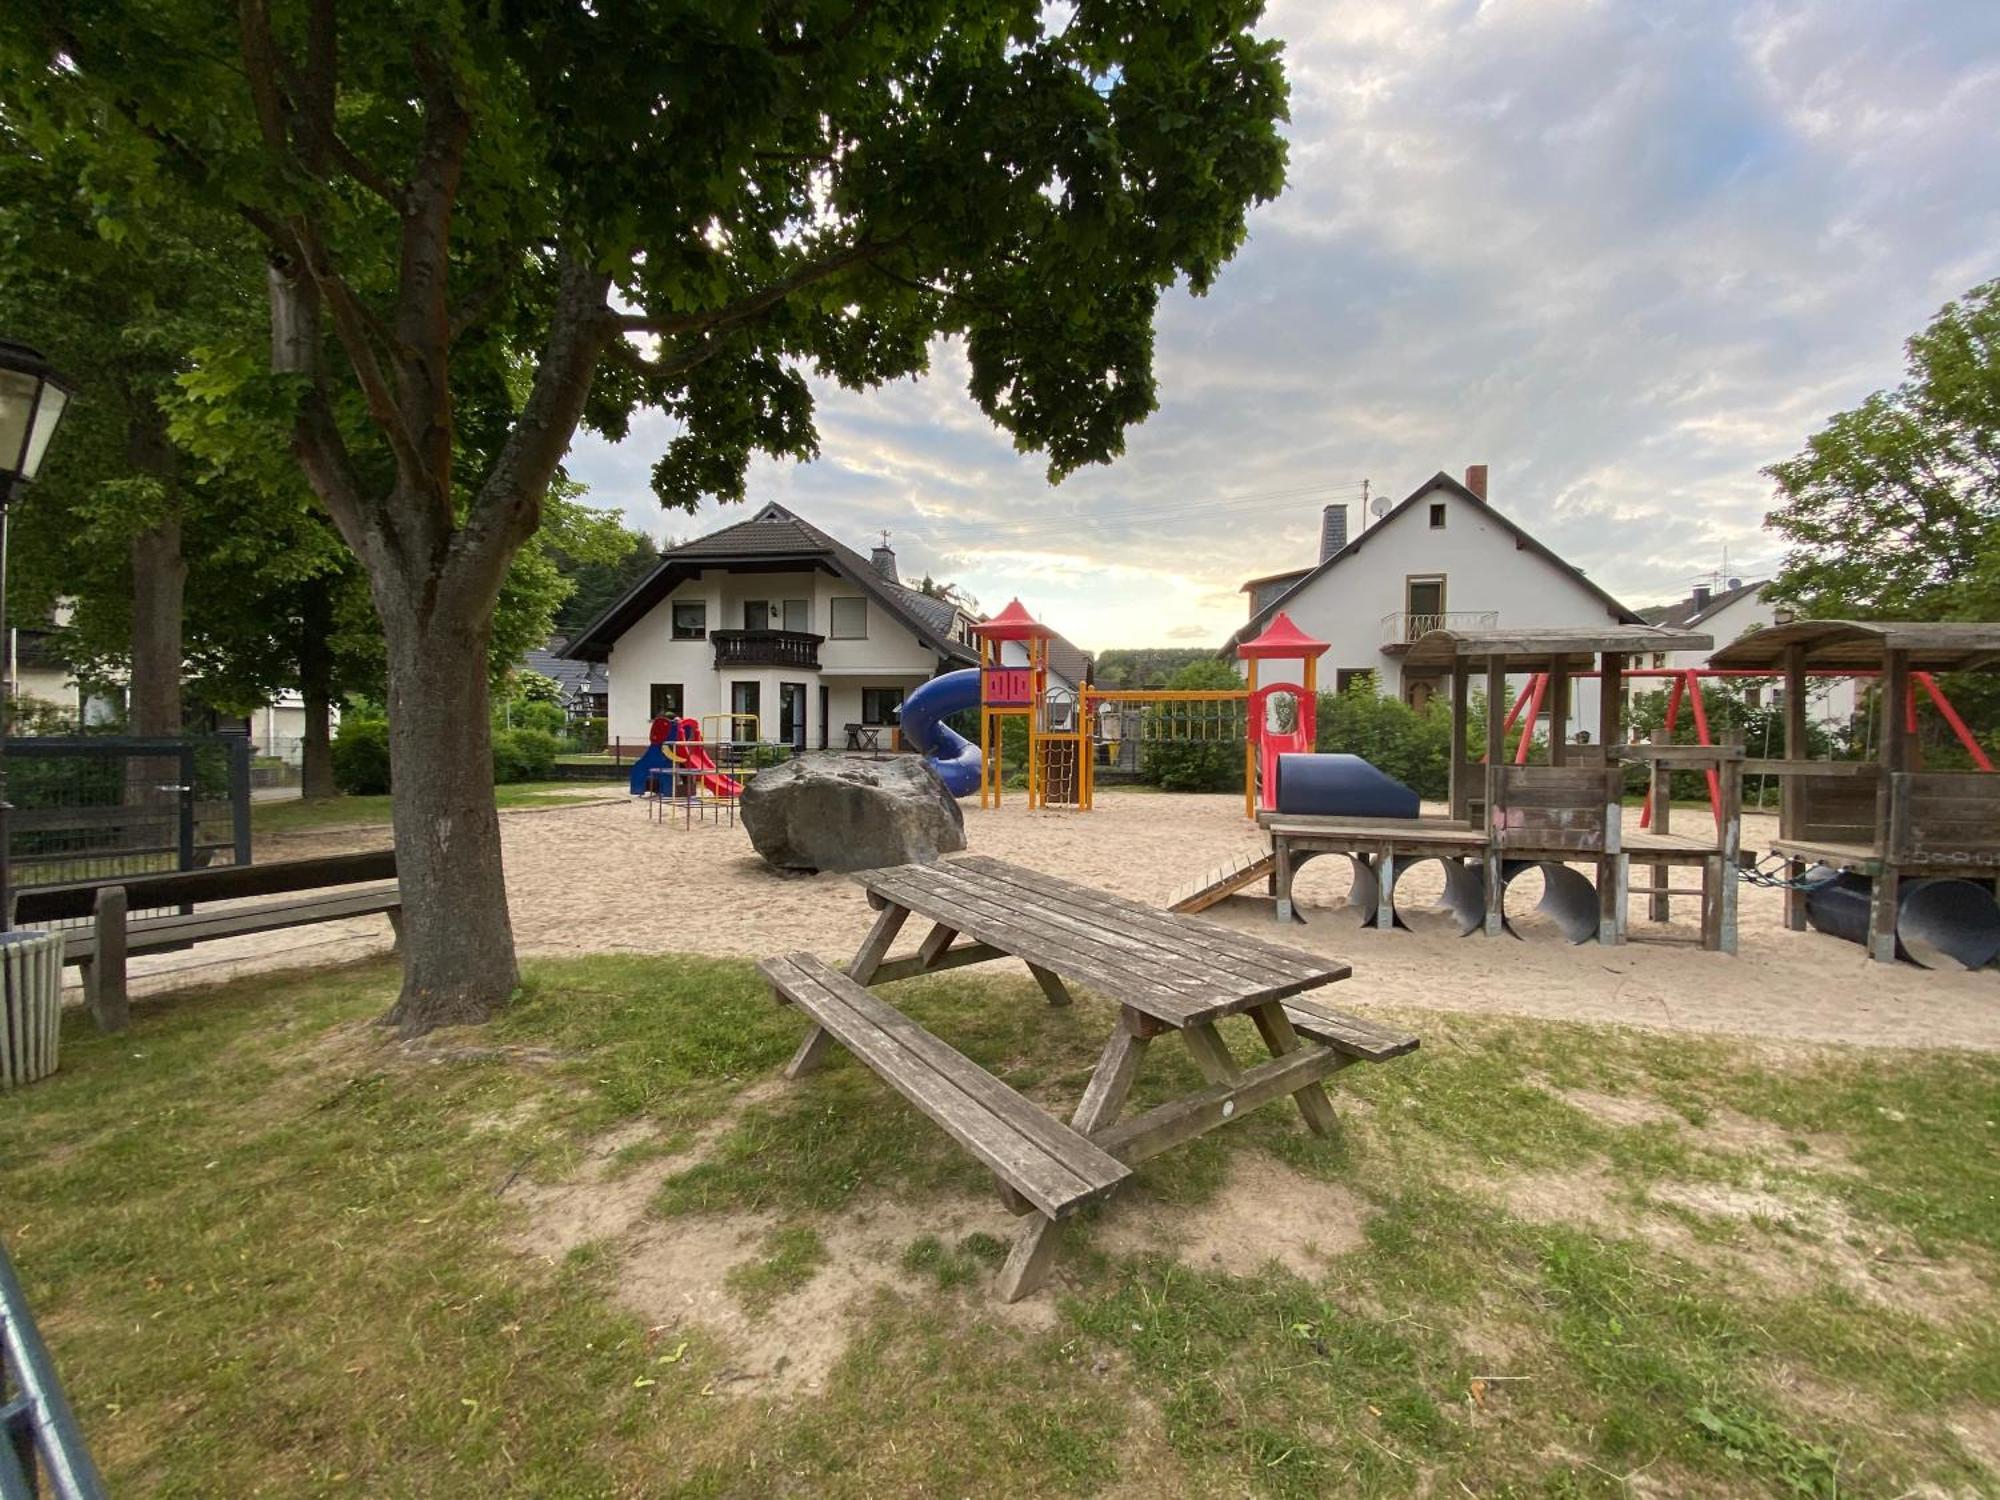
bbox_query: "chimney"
[1318,504,1349,563]
[870,534,899,585]
[1464,464,1488,502]
[1691,584,1712,611]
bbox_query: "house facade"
[566,503,981,749]
[1637,580,1858,732]
[1223,467,1642,742]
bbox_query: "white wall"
[604,566,942,745]
[1652,588,1857,733]
[1241,481,1630,743]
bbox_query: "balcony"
[711,629,824,671]
[1379,609,1500,650]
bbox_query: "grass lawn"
[250,782,614,836]
[5,956,1998,1497]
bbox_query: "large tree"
[3,1,1289,1035]
[1766,277,2000,620]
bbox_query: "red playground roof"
[972,597,1055,640]
[1237,610,1329,660]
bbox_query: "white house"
[1636,579,1858,733]
[1222,467,1643,741]
[567,502,983,749]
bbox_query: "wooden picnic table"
[758,854,1417,1300]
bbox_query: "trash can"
[0,929,67,1090]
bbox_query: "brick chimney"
[1464,464,1488,501]
[1691,584,1711,611]
[870,536,899,585]
[1319,503,1349,563]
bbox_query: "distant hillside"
[1093,647,1220,689]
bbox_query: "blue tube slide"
[899,668,984,798]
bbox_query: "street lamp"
[0,340,76,934]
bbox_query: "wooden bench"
[13,851,400,1033]
[758,951,1131,1220]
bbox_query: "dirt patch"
[1095,1153,1373,1279]
[1539,1081,1687,1130]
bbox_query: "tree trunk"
[128,523,185,736]
[297,579,337,799]
[377,594,519,1034]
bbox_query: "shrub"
[492,726,560,783]
[494,697,567,737]
[1315,683,1453,800]
[1140,658,1246,793]
[331,716,392,795]
[569,716,608,754]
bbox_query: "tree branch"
[612,233,908,338]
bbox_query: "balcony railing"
[711,629,824,671]
[1379,609,1500,648]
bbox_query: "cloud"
[564,0,2000,649]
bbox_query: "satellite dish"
[1370,494,1391,518]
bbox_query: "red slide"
[670,718,743,798]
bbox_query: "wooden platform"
[1168,847,1277,914]
[1770,838,1881,875]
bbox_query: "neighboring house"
[1635,580,1858,732]
[566,502,980,749]
[522,636,610,721]
[10,626,81,719]
[1222,466,1643,741]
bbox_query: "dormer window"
[1428,503,1446,529]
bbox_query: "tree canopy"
[0,0,1291,1033]
[1766,278,2000,621]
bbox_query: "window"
[743,600,771,631]
[830,596,867,639]
[1428,503,1446,529]
[862,687,903,725]
[1744,685,1763,709]
[671,601,706,640]
[1334,668,1375,695]
[731,681,761,724]
[782,598,810,633]
[649,683,684,718]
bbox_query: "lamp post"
[0,341,76,933]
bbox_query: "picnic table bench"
[759,854,1416,1299]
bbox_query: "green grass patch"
[4,955,1998,1497]
[251,781,612,836]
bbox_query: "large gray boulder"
[741,753,966,873]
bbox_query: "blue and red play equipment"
[629,715,744,799]
[898,668,983,798]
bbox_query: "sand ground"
[93,788,2000,1052]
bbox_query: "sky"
[564,0,2000,652]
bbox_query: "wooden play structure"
[1250,625,1754,952]
[1710,620,2000,965]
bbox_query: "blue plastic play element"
[628,743,668,796]
[899,668,984,798]
[1273,753,1420,819]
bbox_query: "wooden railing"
[1889,772,2000,866]
[1488,764,1624,853]
[710,629,823,670]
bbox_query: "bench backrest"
[13,849,397,925]
[1490,764,1622,853]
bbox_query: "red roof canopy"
[1237,610,1329,661]
[972,597,1055,641]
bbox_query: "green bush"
[569,716,608,754]
[331,717,392,795]
[494,697,567,737]
[1315,683,1454,799]
[492,727,561,784]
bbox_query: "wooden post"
[1597,653,1624,943]
[1448,657,1471,822]
[1869,649,1912,962]
[1483,658,1506,936]
[90,885,130,1033]
[1782,642,1809,931]
[1547,660,1570,766]
[1648,725,1672,924]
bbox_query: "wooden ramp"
[1168,846,1276,913]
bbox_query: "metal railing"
[710,630,824,671]
[1,1241,109,1499]
[1378,609,1499,646]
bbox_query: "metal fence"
[7,735,252,892]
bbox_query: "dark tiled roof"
[1640,579,1766,630]
[566,503,978,665]
[522,638,607,701]
[1047,634,1094,688]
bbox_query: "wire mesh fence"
[6,736,252,898]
